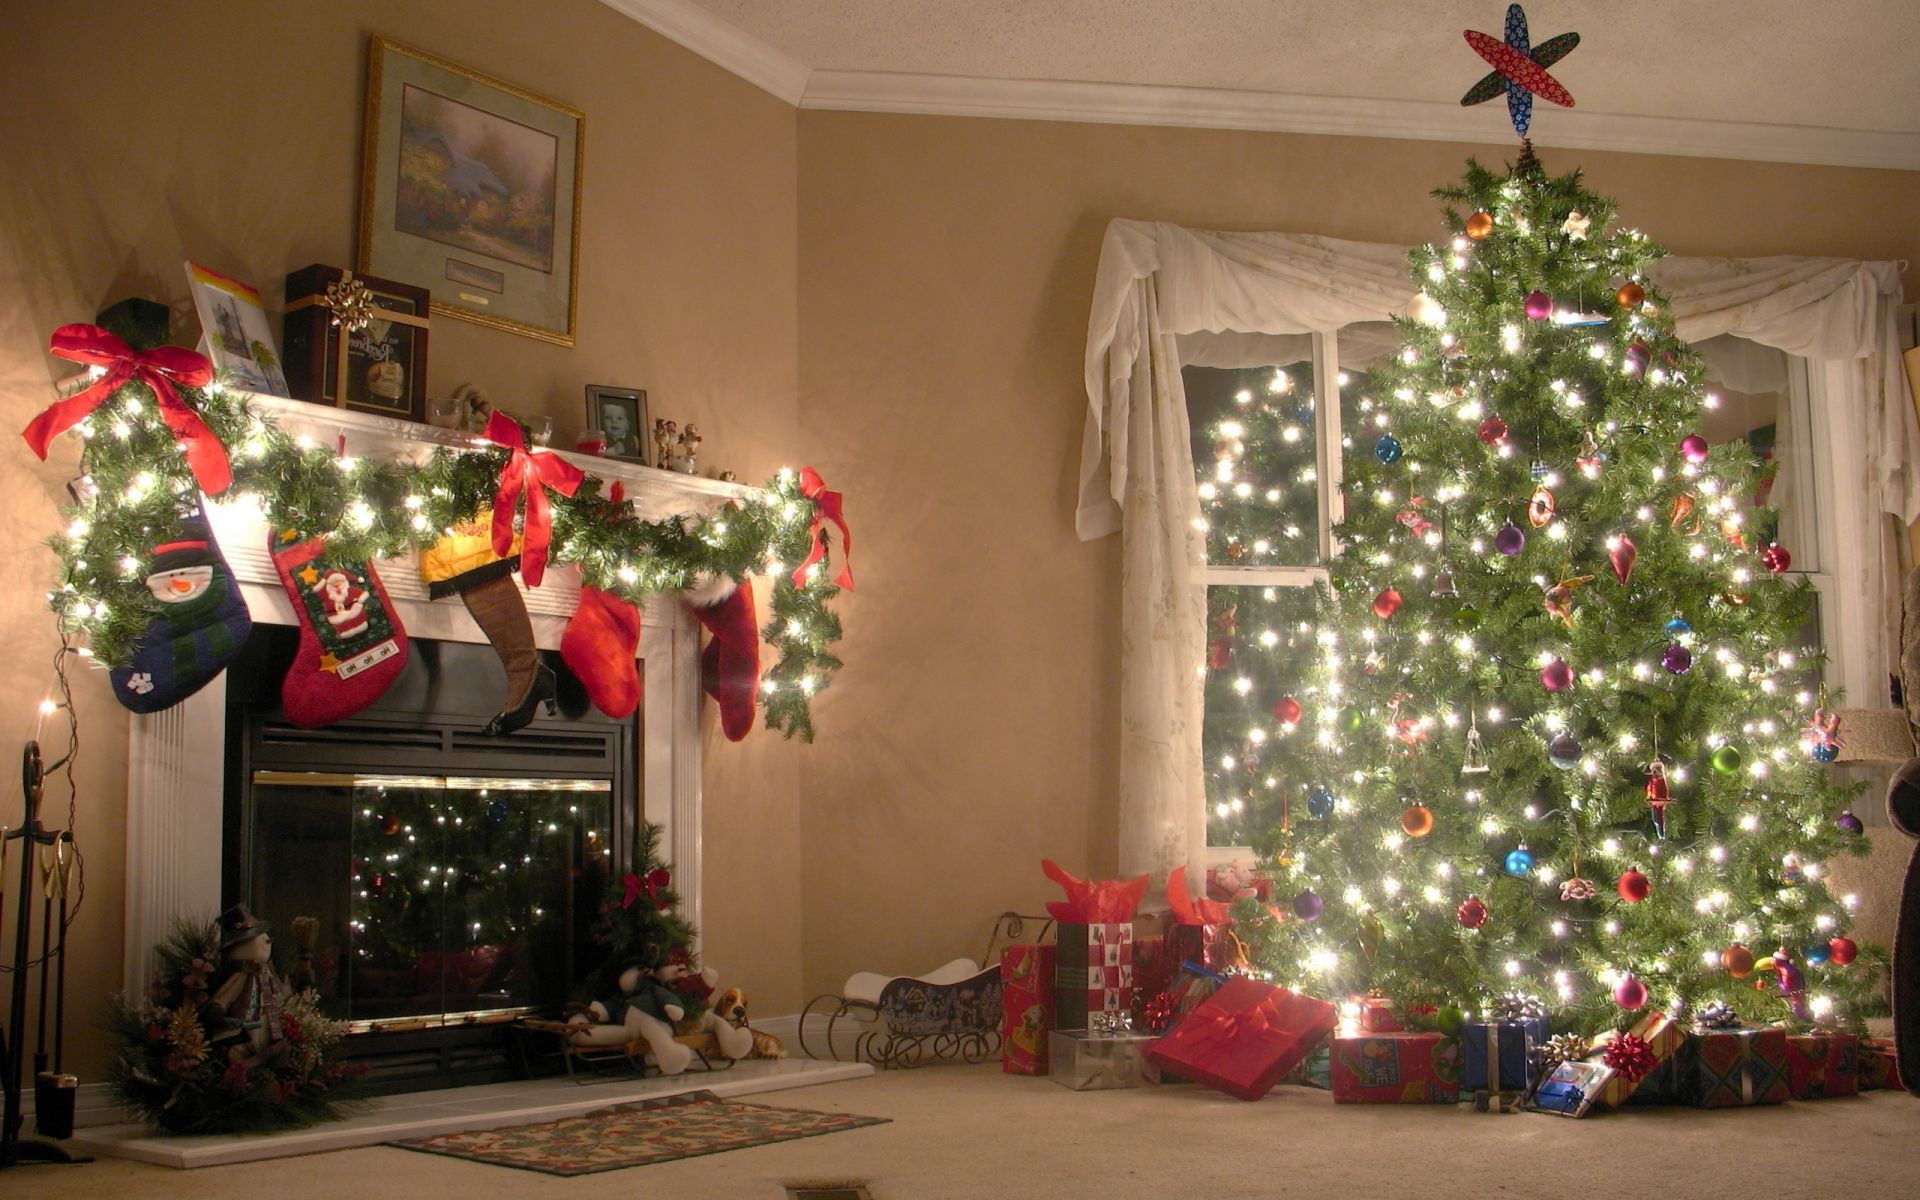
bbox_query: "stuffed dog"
[710,986,786,1059]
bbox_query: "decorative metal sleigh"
[798,913,1051,1068]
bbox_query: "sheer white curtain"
[1081,219,1919,882]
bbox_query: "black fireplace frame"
[221,627,641,1092]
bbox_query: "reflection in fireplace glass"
[248,771,613,1030]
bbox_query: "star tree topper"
[1461,4,1579,139]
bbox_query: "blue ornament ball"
[1811,741,1840,764]
[1375,434,1403,464]
[486,798,509,825]
[1504,847,1534,877]
[1664,617,1692,637]
[1804,942,1832,966]
[1306,785,1335,818]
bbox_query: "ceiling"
[605,0,1920,168]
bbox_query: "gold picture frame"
[358,37,584,346]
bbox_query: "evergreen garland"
[39,374,844,738]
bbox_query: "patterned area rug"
[390,1090,888,1176]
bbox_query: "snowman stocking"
[270,530,409,728]
[561,585,642,719]
[690,581,759,742]
[110,506,252,714]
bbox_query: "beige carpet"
[37,1064,1920,1199]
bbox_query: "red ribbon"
[791,467,854,590]
[622,868,671,911]
[26,324,231,494]
[1183,995,1277,1057]
[487,410,584,588]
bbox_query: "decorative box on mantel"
[283,264,431,423]
[119,387,757,1002]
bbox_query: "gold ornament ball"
[1616,281,1646,309]
[1400,804,1435,838]
[1225,539,1247,561]
[1722,943,1756,978]
[1213,436,1244,461]
[1465,211,1494,240]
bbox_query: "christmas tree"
[1226,150,1876,1030]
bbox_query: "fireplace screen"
[248,771,613,1030]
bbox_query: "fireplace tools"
[0,741,88,1168]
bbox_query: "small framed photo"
[585,385,647,463]
[185,262,290,396]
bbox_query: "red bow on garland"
[25,324,231,495]
[1602,1031,1657,1081]
[487,410,584,588]
[791,467,854,590]
[622,867,672,911]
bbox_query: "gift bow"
[791,467,854,590]
[487,410,584,588]
[1602,1031,1657,1082]
[1183,994,1277,1056]
[26,324,231,494]
[622,867,671,911]
[1041,859,1149,923]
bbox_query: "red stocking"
[270,530,409,728]
[691,582,759,741]
[562,585,642,719]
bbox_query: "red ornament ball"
[1829,936,1859,966]
[1401,804,1435,838]
[1617,281,1647,309]
[1722,943,1756,978]
[1614,974,1650,1010]
[1273,696,1303,725]
[1372,587,1403,620]
[1457,895,1489,929]
[381,810,402,836]
[1540,658,1574,692]
[1617,869,1652,903]
[1524,291,1554,321]
[1680,434,1710,463]
[1478,416,1510,446]
[1465,211,1495,239]
[1761,543,1792,573]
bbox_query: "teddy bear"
[570,957,696,1075]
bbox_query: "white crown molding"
[599,0,810,104]
[798,71,1920,172]
[598,3,1920,170]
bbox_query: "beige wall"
[794,112,1920,1002]
[0,0,801,1076]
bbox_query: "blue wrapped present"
[1525,1060,1613,1118]
[1462,1017,1546,1092]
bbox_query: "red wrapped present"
[1331,1031,1463,1103]
[1145,977,1337,1101]
[1786,1032,1860,1099]
[1588,1011,1686,1107]
[1000,944,1056,1075]
[1357,993,1405,1033]
[1859,1037,1900,1091]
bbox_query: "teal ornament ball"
[1711,745,1744,776]
[1307,785,1336,818]
[1504,846,1534,877]
[1812,741,1839,764]
[1664,617,1691,637]
[1804,941,1831,966]
[1375,434,1403,464]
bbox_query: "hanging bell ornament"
[1430,570,1458,599]
[1644,760,1671,839]
[1461,713,1490,775]
[1609,535,1637,584]
[1527,485,1556,528]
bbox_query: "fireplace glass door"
[248,771,613,1030]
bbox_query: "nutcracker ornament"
[1643,759,1671,839]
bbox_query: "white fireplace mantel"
[123,393,749,997]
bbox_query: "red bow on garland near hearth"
[487,409,584,588]
[25,324,232,495]
[623,867,672,911]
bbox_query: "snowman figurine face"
[145,563,214,603]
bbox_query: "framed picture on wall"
[184,262,290,397]
[585,385,648,463]
[358,36,584,346]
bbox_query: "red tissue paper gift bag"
[1000,944,1057,1075]
[1145,976,1337,1101]
[1042,860,1147,1030]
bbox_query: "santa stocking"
[562,585,642,719]
[111,506,252,713]
[270,530,409,728]
[690,581,759,741]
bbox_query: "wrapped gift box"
[999,944,1056,1075]
[1054,921,1134,1031]
[1330,1031,1463,1104]
[1691,1027,1790,1108]
[282,264,430,421]
[1525,1060,1614,1118]
[1049,1029,1161,1090]
[1357,994,1405,1033]
[1471,1088,1522,1113]
[1145,977,1337,1101]
[1786,1032,1860,1099]
[1283,1041,1332,1090]
[1461,1017,1547,1092]
[1589,1011,1687,1107]
[1859,1037,1900,1091]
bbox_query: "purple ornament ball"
[1292,889,1324,922]
[1836,809,1864,836]
[1680,434,1710,463]
[1494,521,1526,556]
[1524,291,1553,321]
[1661,643,1693,675]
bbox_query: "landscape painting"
[396,84,558,274]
